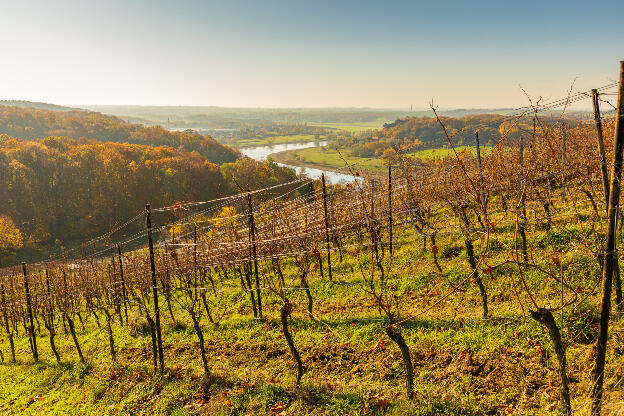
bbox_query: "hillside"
[334,114,512,159]
[0,135,297,265]
[326,113,596,161]
[0,136,231,263]
[2,219,621,415]
[0,105,241,165]
[1,112,624,415]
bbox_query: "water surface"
[239,141,358,185]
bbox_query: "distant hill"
[331,110,594,159]
[84,105,527,127]
[0,104,240,165]
[0,100,81,112]
[435,108,516,117]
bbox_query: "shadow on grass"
[217,378,478,416]
[216,313,522,335]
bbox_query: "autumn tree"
[0,216,23,266]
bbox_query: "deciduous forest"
[0,106,297,265]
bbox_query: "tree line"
[332,114,534,158]
[0,135,296,265]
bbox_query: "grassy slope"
[0,199,623,415]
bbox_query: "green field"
[269,145,491,175]
[228,134,327,148]
[270,146,385,174]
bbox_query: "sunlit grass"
[270,146,385,173]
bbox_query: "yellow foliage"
[169,207,239,241]
[0,216,23,251]
[212,206,238,229]
[169,224,186,239]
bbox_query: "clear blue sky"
[1,0,622,108]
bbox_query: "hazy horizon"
[2,100,521,112]
[2,0,623,109]
[0,99,598,114]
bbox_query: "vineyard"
[1,66,624,415]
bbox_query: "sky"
[1,0,623,109]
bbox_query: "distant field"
[264,134,325,144]
[270,146,384,173]
[308,122,385,133]
[228,134,325,148]
[270,144,489,174]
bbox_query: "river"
[165,125,359,184]
[238,141,358,185]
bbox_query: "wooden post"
[45,269,61,363]
[593,89,623,306]
[517,136,528,263]
[171,211,176,245]
[475,132,488,228]
[321,174,333,280]
[616,214,623,307]
[591,61,624,416]
[163,242,176,322]
[146,204,164,372]
[370,179,376,219]
[22,262,38,362]
[117,244,129,325]
[561,128,567,199]
[593,89,610,207]
[0,284,15,362]
[329,187,343,261]
[388,166,393,255]
[110,251,122,324]
[193,225,198,279]
[247,194,262,319]
[370,179,377,250]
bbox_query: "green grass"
[270,145,492,175]
[270,146,385,173]
[0,192,623,414]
